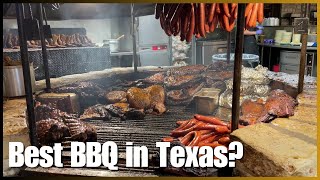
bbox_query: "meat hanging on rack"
[154,3,264,42]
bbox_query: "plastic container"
[194,88,221,115]
[212,53,260,68]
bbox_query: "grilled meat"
[105,91,127,103]
[145,85,166,114]
[36,119,70,145]
[240,99,268,125]
[52,82,106,109]
[35,104,65,121]
[63,118,97,142]
[261,89,297,120]
[205,70,233,81]
[126,87,151,110]
[80,104,112,120]
[105,103,145,120]
[166,64,207,76]
[207,61,234,71]
[164,74,204,90]
[140,72,166,85]
[167,82,205,105]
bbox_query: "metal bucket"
[3,63,36,97]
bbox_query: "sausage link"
[231,3,237,14]
[188,131,202,146]
[162,137,174,142]
[218,136,230,145]
[170,121,201,137]
[249,3,259,27]
[194,114,228,126]
[245,8,252,28]
[257,3,264,24]
[173,18,180,36]
[226,16,236,32]
[205,23,209,33]
[198,141,222,148]
[171,4,185,30]
[165,4,179,25]
[233,5,238,19]
[207,3,216,23]
[159,12,165,30]
[209,15,218,32]
[223,14,230,32]
[180,131,195,145]
[155,4,164,19]
[163,4,172,18]
[198,3,206,37]
[186,4,195,42]
[201,134,221,144]
[216,3,221,14]
[222,3,231,18]
[200,131,216,141]
[245,3,254,17]
[176,120,189,126]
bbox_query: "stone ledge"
[231,123,317,176]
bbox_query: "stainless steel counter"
[257,43,317,51]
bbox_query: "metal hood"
[3,3,155,20]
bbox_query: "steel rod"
[226,32,231,64]
[231,3,246,132]
[131,3,138,72]
[37,3,51,92]
[15,3,39,147]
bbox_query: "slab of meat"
[164,74,204,90]
[36,119,70,145]
[205,71,233,81]
[139,72,165,85]
[63,118,97,142]
[145,85,166,114]
[126,87,151,109]
[206,61,234,71]
[105,91,127,103]
[167,82,205,105]
[35,104,66,121]
[166,65,207,76]
[80,104,112,120]
[52,82,106,109]
[260,89,298,120]
[105,103,145,120]
[240,99,268,125]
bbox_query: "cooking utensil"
[23,3,40,40]
[116,34,125,40]
[3,63,36,97]
[42,5,52,39]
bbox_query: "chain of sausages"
[162,114,245,150]
[245,3,264,28]
[155,3,264,43]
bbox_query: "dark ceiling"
[3,3,156,20]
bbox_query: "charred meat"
[80,104,112,120]
[145,85,166,114]
[63,118,97,142]
[240,99,268,125]
[262,89,298,119]
[167,82,205,105]
[139,72,165,85]
[105,103,145,120]
[166,64,207,76]
[126,87,151,110]
[105,91,127,104]
[164,74,204,90]
[36,119,70,145]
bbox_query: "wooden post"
[231,4,246,132]
[298,33,308,93]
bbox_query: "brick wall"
[281,3,317,17]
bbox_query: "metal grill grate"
[56,106,196,175]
